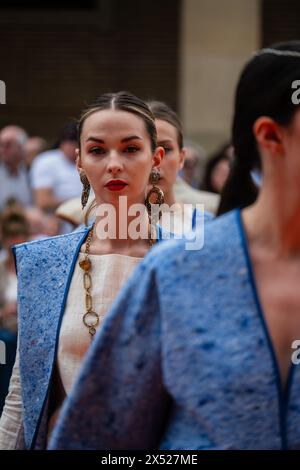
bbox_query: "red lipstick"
[105,179,128,191]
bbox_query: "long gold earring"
[145,169,164,213]
[80,172,90,209]
[145,169,164,246]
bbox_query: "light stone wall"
[180,0,261,153]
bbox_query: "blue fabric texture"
[13,223,170,449]
[13,226,90,449]
[192,208,214,229]
[48,209,300,450]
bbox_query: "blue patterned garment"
[11,223,172,449]
[13,226,91,449]
[48,209,300,450]
[192,207,215,228]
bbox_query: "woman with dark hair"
[201,143,232,194]
[217,44,300,215]
[0,91,166,449]
[49,42,300,450]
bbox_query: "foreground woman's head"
[219,41,300,214]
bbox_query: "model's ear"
[178,147,187,171]
[152,146,165,169]
[253,116,284,156]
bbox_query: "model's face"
[78,109,161,207]
[155,119,184,196]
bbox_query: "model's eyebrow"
[86,137,104,143]
[121,135,142,143]
[85,135,143,144]
[158,139,173,145]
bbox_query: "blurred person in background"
[148,101,218,233]
[24,136,47,170]
[55,193,94,230]
[201,143,232,195]
[180,140,207,189]
[25,206,60,240]
[0,126,32,211]
[30,122,82,212]
[0,202,30,415]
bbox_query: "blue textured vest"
[13,226,90,448]
[13,223,169,449]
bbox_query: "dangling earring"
[145,169,164,213]
[145,169,164,246]
[80,172,90,209]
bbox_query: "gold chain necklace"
[79,220,156,340]
[79,224,100,340]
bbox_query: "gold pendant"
[79,259,92,271]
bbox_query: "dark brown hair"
[78,91,157,152]
[218,41,300,215]
[147,100,183,149]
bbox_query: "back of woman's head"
[218,41,300,215]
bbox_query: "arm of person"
[0,347,25,449]
[30,155,62,211]
[48,257,171,450]
[33,188,62,211]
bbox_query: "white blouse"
[0,252,142,449]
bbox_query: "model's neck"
[92,199,150,250]
[242,184,300,258]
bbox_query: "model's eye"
[163,146,172,154]
[89,147,105,155]
[124,145,139,153]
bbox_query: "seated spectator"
[0,202,30,414]
[55,192,95,230]
[0,126,32,211]
[30,122,82,212]
[25,206,60,240]
[24,136,47,170]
